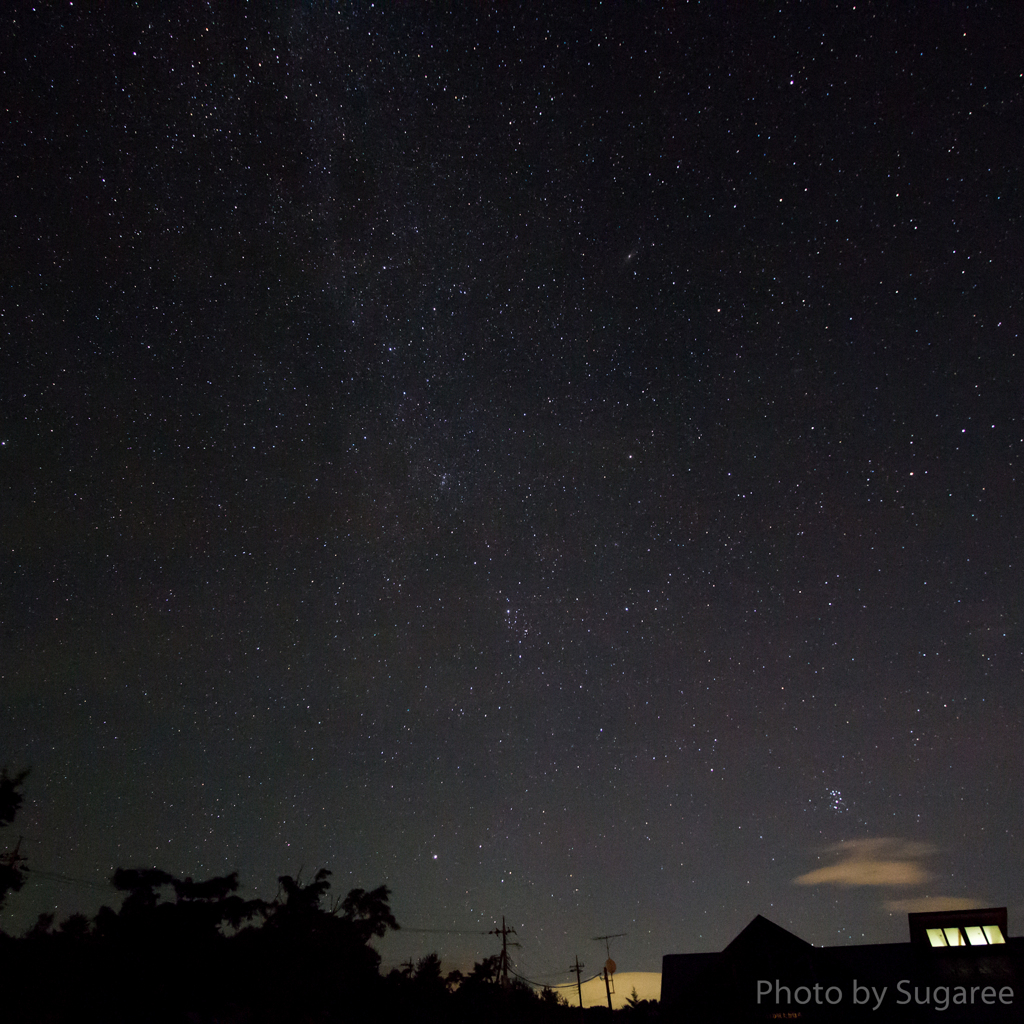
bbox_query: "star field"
[1,0,1022,980]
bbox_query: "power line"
[399,926,492,935]
[23,868,112,892]
[514,966,580,982]
[510,966,547,987]
[489,916,518,988]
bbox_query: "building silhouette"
[662,907,1022,1022]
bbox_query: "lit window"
[943,928,966,946]
[964,926,987,946]
[983,925,1006,945]
[927,928,947,947]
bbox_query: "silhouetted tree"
[341,883,400,940]
[108,865,263,939]
[620,986,661,1023]
[411,949,450,1016]
[226,868,399,1019]
[83,865,266,1020]
[414,951,445,987]
[465,953,502,987]
[0,767,29,913]
[540,986,568,1007]
[172,871,240,902]
[6,857,399,1023]
[23,911,55,940]
[0,768,27,826]
[452,953,504,1019]
[111,866,175,916]
[57,912,91,941]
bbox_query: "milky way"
[1,1,1021,981]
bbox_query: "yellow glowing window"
[943,928,966,946]
[927,928,948,947]
[964,926,987,946]
[983,925,1005,945]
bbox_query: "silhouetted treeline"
[1,771,658,1022]
[3,864,397,1022]
[2,863,660,1023]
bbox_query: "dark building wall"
[662,916,1024,1024]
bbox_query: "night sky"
[2,0,1022,985]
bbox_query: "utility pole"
[592,933,626,1011]
[489,916,517,988]
[570,955,585,1010]
[602,965,613,1010]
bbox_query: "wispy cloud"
[794,839,935,887]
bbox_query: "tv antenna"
[592,933,627,1009]
[592,932,627,960]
